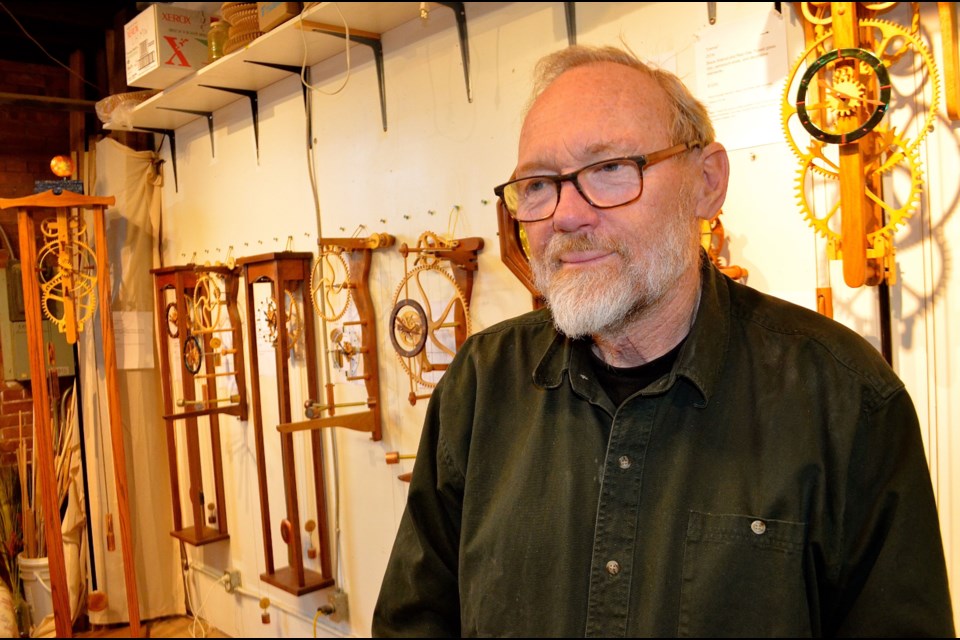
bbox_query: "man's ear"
[694,142,729,221]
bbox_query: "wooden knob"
[106,513,116,552]
[280,519,292,544]
[259,597,271,624]
[87,591,108,612]
[386,451,415,464]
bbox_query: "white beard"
[531,200,699,339]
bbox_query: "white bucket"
[17,555,52,630]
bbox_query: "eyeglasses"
[494,142,695,222]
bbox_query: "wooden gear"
[151,262,248,546]
[783,3,939,288]
[283,233,395,440]
[0,190,141,637]
[389,232,482,405]
[35,211,97,344]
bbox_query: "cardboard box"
[258,2,302,33]
[125,5,208,89]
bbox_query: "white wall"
[142,3,960,636]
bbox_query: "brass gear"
[310,247,352,322]
[256,291,301,348]
[794,130,923,243]
[330,327,361,376]
[781,17,939,162]
[390,298,428,358]
[390,263,471,390]
[257,297,279,345]
[183,334,202,375]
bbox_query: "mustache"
[541,233,623,263]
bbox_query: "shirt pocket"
[678,511,810,637]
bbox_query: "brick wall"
[0,59,71,198]
[0,59,72,466]
[0,383,31,467]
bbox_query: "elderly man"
[372,45,953,637]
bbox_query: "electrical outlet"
[223,570,241,593]
[327,590,349,624]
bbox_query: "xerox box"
[125,4,208,89]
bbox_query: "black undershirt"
[587,339,685,407]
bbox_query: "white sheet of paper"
[695,9,789,150]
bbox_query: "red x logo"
[163,36,191,66]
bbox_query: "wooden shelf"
[171,526,230,546]
[111,2,422,132]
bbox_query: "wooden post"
[15,211,72,637]
[92,201,143,637]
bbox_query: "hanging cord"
[0,2,101,95]
[304,69,346,608]
[182,552,223,639]
[298,2,352,95]
[178,541,195,628]
[446,204,463,240]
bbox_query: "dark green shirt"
[373,258,954,637]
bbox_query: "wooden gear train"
[389,231,483,405]
[0,190,142,637]
[151,261,248,546]
[239,250,334,596]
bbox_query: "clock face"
[795,48,891,145]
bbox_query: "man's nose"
[552,180,600,232]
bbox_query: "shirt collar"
[532,253,729,408]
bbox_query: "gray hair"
[526,45,716,148]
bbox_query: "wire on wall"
[188,560,347,637]
[0,2,101,95]
[299,1,353,611]
[298,2,353,96]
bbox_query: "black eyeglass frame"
[494,142,696,222]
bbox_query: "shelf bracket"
[135,127,178,193]
[564,2,577,45]
[158,108,215,157]
[244,61,313,148]
[435,2,472,103]
[198,85,261,162]
[299,21,387,131]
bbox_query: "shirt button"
[605,560,621,576]
[618,455,631,470]
[751,520,766,535]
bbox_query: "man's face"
[518,62,700,339]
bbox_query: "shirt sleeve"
[372,375,465,637]
[826,386,954,636]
